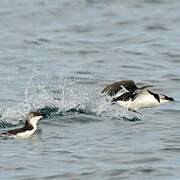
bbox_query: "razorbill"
[101,80,174,113]
[1,112,43,138]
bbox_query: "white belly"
[117,94,159,110]
[14,129,36,139]
[130,94,159,109]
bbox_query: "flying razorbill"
[1,112,43,139]
[101,80,174,113]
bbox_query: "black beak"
[35,111,44,118]
[40,113,46,118]
[165,96,174,101]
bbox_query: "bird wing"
[7,127,26,135]
[112,92,134,102]
[101,80,138,96]
[112,88,150,102]
[6,124,33,135]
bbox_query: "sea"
[0,0,180,179]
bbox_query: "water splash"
[0,75,142,129]
[24,74,57,110]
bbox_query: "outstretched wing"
[101,80,138,96]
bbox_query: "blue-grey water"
[0,0,180,179]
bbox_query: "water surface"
[0,0,180,179]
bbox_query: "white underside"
[117,93,167,110]
[13,128,36,139]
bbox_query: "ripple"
[126,157,162,164]
[121,65,144,70]
[37,38,51,43]
[74,71,94,75]
[0,166,25,171]
[145,23,169,31]
[144,0,167,4]
[163,52,180,58]
[162,147,180,152]
[105,169,129,176]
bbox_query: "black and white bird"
[1,112,43,139]
[101,80,174,113]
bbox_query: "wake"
[0,75,142,128]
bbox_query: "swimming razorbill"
[1,112,43,138]
[101,80,174,113]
